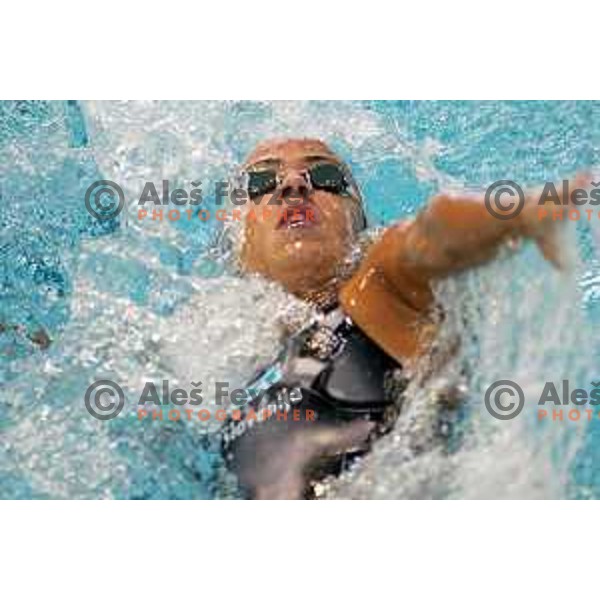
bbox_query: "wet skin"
[236,138,584,498]
[240,139,366,306]
[241,139,581,367]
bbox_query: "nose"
[279,170,311,203]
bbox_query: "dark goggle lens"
[308,163,349,195]
[247,169,277,198]
[246,163,352,198]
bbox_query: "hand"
[518,173,591,270]
[233,419,374,499]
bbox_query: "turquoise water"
[0,101,598,499]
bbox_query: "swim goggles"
[242,161,367,230]
[245,162,359,201]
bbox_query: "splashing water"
[0,101,598,498]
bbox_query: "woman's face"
[240,139,364,301]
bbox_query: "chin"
[275,238,333,266]
[270,246,340,290]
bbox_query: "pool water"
[0,100,598,499]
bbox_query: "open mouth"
[277,204,318,230]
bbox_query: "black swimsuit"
[221,309,408,496]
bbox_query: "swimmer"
[227,138,582,499]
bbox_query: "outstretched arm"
[381,175,587,287]
[340,176,586,364]
[380,194,526,289]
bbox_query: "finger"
[303,420,375,458]
[560,172,592,208]
[535,229,574,271]
[536,236,564,270]
[253,474,305,500]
